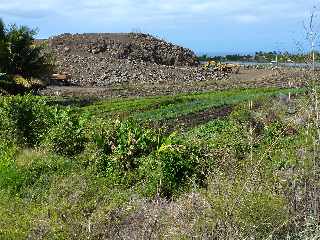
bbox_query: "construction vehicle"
[203,61,240,74]
[203,60,218,69]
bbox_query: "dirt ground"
[39,68,306,98]
[165,105,233,132]
[229,68,278,82]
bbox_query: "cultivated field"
[1,25,320,239]
[2,83,319,239]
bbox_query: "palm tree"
[0,18,53,79]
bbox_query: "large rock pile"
[48,33,228,86]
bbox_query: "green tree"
[0,19,9,73]
[0,19,53,79]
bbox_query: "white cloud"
[0,0,315,22]
[0,0,317,52]
[234,15,259,23]
[0,0,316,35]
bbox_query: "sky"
[0,0,319,55]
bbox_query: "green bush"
[43,110,90,156]
[85,120,164,187]
[230,104,253,124]
[139,133,213,197]
[113,120,161,169]
[0,95,56,146]
[79,118,119,170]
[189,119,252,172]
[0,76,27,95]
[85,117,119,156]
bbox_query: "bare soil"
[165,105,233,132]
[39,68,306,98]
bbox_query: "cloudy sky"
[0,0,318,54]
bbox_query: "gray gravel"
[48,33,229,86]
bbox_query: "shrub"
[189,119,252,174]
[85,117,120,156]
[0,95,56,146]
[86,120,164,187]
[230,104,253,124]
[80,118,120,170]
[139,134,213,197]
[43,109,90,156]
[113,120,161,169]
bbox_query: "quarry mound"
[48,33,228,86]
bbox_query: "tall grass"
[1,89,319,239]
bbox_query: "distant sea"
[195,51,256,57]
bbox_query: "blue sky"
[0,0,318,55]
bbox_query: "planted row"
[0,95,217,197]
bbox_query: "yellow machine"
[204,61,240,74]
[203,60,217,69]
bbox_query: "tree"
[0,19,53,79]
[0,19,9,73]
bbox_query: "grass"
[81,87,304,121]
[1,86,319,239]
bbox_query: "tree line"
[198,51,320,63]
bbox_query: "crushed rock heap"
[49,33,228,86]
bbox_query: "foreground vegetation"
[2,86,320,239]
